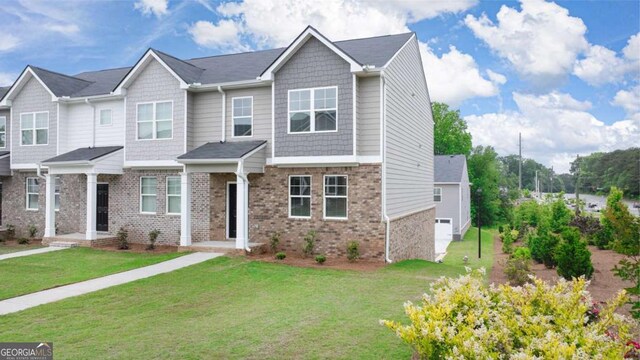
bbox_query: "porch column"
[44,173,56,237]
[85,173,97,240]
[180,172,192,246]
[235,174,248,249]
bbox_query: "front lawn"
[0,247,185,300]
[0,228,494,359]
[0,242,45,255]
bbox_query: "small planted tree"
[147,229,160,250]
[346,241,360,262]
[269,232,281,253]
[28,224,37,238]
[5,224,15,240]
[549,195,572,233]
[302,230,316,257]
[602,187,640,255]
[556,227,594,280]
[117,227,129,250]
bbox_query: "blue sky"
[0,0,638,172]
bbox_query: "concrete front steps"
[178,241,266,255]
[43,233,118,247]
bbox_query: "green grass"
[0,248,185,300]
[0,243,45,254]
[0,228,494,359]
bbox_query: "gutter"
[85,99,96,147]
[218,86,226,142]
[380,70,392,263]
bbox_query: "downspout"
[36,163,46,180]
[235,158,251,252]
[218,86,226,142]
[85,98,96,147]
[381,70,392,263]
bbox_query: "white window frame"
[54,176,61,212]
[323,175,348,220]
[136,101,173,140]
[26,177,39,211]
[139,176,157,214]
[20,111,49,146]
[99,109,112,126]
[434,187,442,203]
[232,96,253,138]
[287,86,338,134]
[0,116,6,148]
[166,176,181,215]
[288,175,312,219]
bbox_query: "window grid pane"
[289,176,311,217]
[324,176,347,218]
[0,118,5,148]
[233,98,252,137]
[100,109,112,125]
[289,87,336,133]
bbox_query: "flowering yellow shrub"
[382,268,635,359]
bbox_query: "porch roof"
[177,140,266,162]
[42,146,123,164]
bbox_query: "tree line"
[571,148,640,199]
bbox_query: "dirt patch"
[490,235,635,316]
[249,252,385,271]
[92,243,178,254]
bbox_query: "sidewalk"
[0,247,66,261]
[0,252,221,315]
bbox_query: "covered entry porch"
[177,140,267,250]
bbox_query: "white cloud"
[188,20,248,52]
[44,23,80,36]
[0,72,17,87]
[612,85,640,117]
[369,0,478,22]
[134,0,169,18]
[573,37,639,86]
[465,91,639,173]
[420,43,500,106]
[0,33,20,52]
[486,69,507,85]
[465,0,588,86]
[623,32,640,61]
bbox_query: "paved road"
[538,193,639,216]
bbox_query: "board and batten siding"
[125,59,185,161]
[0,109,10,151]
[225,86,272,157]
[10,77,58,166]
[383,37,434,218]
[58,99,124,154]
[357,76,380,157]
[191,91,222,149]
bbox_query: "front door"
[227,183,237,239]
[96,184,109,232]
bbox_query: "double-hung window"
[140,177,157,214]
[21,112,48,145]
[324,175,348,219]
[434,187,442,202]
[137,101,172,140]
[166,176,181,215]
[0,116,5,148]
[289,87,337,133]
[99,109,112,126]
[232,97,253,137]
[289,175,311,218]
[54,176,61,211]
[26,177,39,210]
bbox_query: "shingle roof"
[0,87,9,99]
[42,146,123,163]
[0,151,9,158]
[178,141,266,160]
[435,155,467,183]
[11,31,413,99]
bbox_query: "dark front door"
[228,183,237,239]
[96,184,109,232]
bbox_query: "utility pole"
[535,170,539,197]
[518,132,522,192]
[575,155,580,215]
[549,166,554,194]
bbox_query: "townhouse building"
[0,27,435,261]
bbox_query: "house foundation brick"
[388,207,436,261]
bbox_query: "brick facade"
[388,207,436,261]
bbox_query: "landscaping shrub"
[346,241,359,262]
[594,226,614,249]
[382,268,635,359]
[613,256,640,319]
[17,237,29,245]
[28,224,37,238]
[602,187,640,256]
[5,224,15,240]
[501,226,518,254]
[570,214,602,243]
[505,256,532,286]
[549,195,572,233]
[528,226,558,268]
[512,246,531,260]
[556,227,594,280]
[314,255,326,264]
[269,232,281,253]
[302,230,316,257]
[275,252,286,260]
[116,227,129,250]
[147,229,160,250]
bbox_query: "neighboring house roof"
[0,87,9,99]
[435,155,467,183]
[0,151,9,158]
[2,29,414,102]
[178,141,267,160]
[42,146,123,163]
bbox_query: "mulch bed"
[1,239,43,247]
[92,243,178,254]
[249,252,385,271]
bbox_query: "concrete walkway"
[0,246,66,261]
[0,252,221,316]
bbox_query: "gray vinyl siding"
[186,91,194,150]
[0,156,9,176]
[0,109,9,151]
[192,91,222,149]
[273,37,353,157]
[435,184,461,234]
[384,37,434,218]
[125,59,185,161]
[225,86,272,157]
[460,162,471,235]
[243,147,266,173]
[10,77,58,165]
[357,76,380,157]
